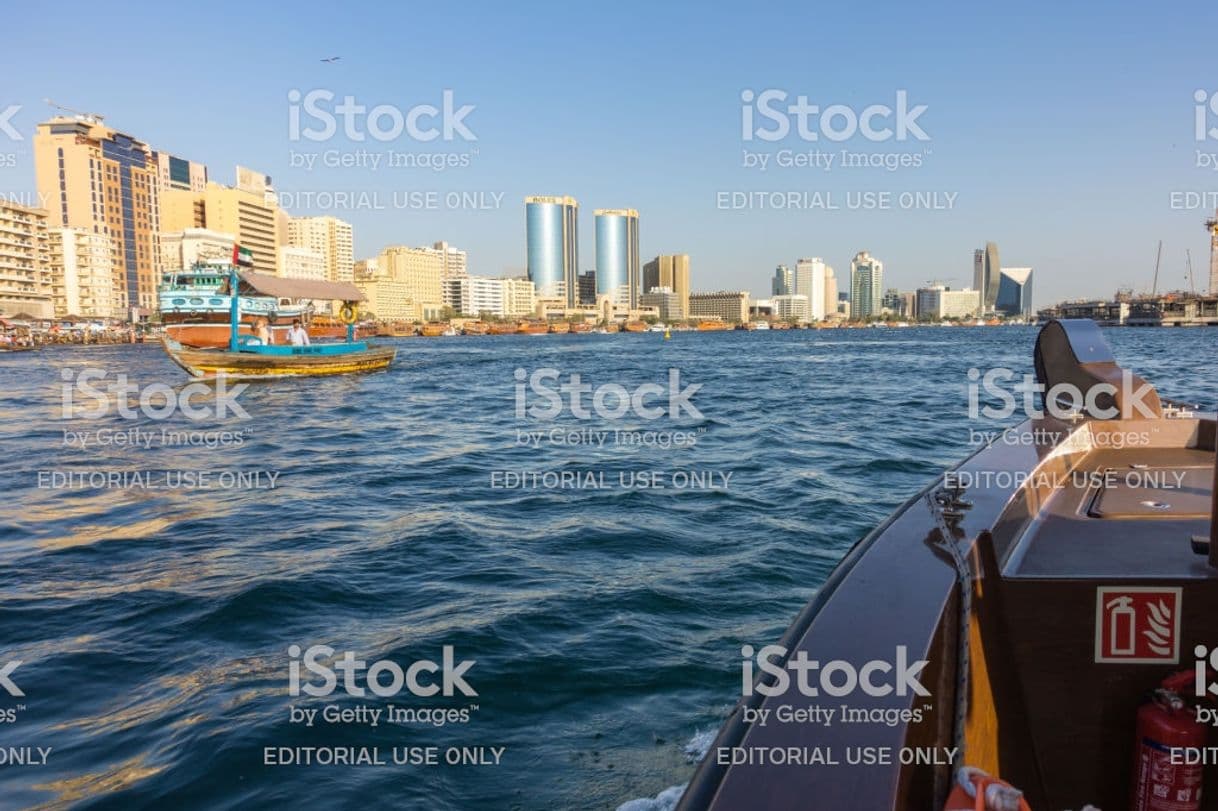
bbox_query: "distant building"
[917,285,980,320]
[448,275,507,317]
[642,254,690,317]
[849,251,883,320]
[771,293,811,322]
[973,242,1001,312]
[0,200,52,319]
[50,227,115,318]
[156,153,207,194]
[278,246,326,281]
[794,258,829,320]
[640,287,682,321]
[376,244,456,320]
[578,270,597,305]
[502,277,536,317]
[750,298,774,319]
[287,217,355,283]
[771,264,793,296]
[35,115,163,311]
[161,228,235,271]
[996,267,1033,317]
[881,288,915,318]
[595,209,640,308]
[526,196,579,306]
[689,290,749,323]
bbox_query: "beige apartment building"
[354,266,415,320]
[161,228,235,271]
[642,254,690,319]
[49,227,117,318]
[688,290,750,323]
[287,216,354,282]
[376,245,448,319]
[160,179,281,276]
[278,246,326,281]
[34,116,162,313]
[0,201,53,318]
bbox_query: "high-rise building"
[849,251,883,320]
[198,181,281,276]
[1209,215,1218,294]
[34,115,163,312]
[642,254,690,318]
[688,291,750,323]
[595,209,640,309]
[156,153,207,194]
[996,267,1033,317]
[525,196,579,305]
[278,246,327,281]
[772,264,792,296]
[0,201,53,318]
[49,227,116,318]
[160,228,235,271]
[973,242,1001,312]
[377,245,450,320]
[287,217,355,283]
[794,258,830,320]
[823,266,838,317]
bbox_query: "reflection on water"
[2,329,1216,808]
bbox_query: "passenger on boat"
[288,319,310,347]
[255,318,271,345]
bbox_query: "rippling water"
[2,327,1217,810]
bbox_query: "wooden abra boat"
[696,320,730,331]
[679,320,1218,810]
[548,321,570,334]
[160,269,395,379]
[487,322,518,336]
[517,321,549,335]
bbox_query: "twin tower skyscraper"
[525,196,639,308]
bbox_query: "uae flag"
[232,245,255,267]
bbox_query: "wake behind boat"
[160,267,395,379]
[678,320,1218,810]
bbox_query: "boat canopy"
[225,271,366,303]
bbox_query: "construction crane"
[43,99,104,124]
[1187,249,1196,294]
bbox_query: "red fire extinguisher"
[1131,671,1208,811]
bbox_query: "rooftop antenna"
[43,99,104,124]
[1151,240,1163,296]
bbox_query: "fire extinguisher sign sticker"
[1095,587,1182,664]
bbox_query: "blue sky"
[3,0,1218,305]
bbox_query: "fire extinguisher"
[1131,671,1208,811]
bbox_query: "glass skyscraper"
[525,196,579,306]
[850,251,884,320]
[973,242,1001,312]
[594,209,640,309]
[996,267,1033,317]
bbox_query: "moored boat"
[696,320,730,331]
[419,322,448,337]
[678,319,1218,810]
[548,321,570,334]
[569,322,594,334]
[517,320,549,335]
[488,322,518,335]
[624,320,647,333]
[462,321,489,336]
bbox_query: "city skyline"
[3,1,1218,307]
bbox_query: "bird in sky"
[320,56,341,63]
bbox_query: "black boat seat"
[1034,319,1162,419]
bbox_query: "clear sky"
[3,0,1217,305]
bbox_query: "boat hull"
[161,337,396,379]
